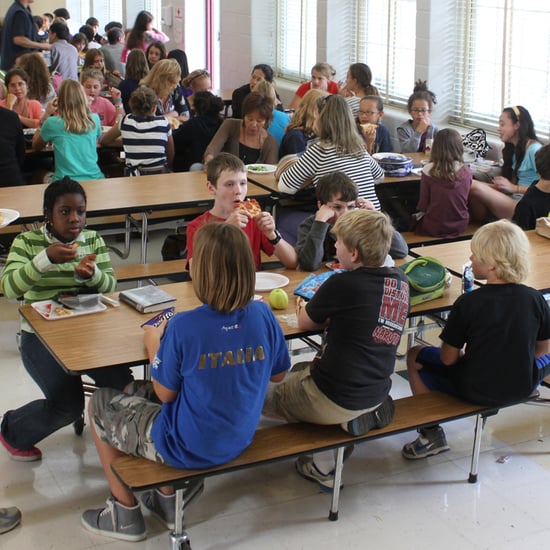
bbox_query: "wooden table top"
[0,172,271,225]
[19,264,464,374]
[246,152,427,194]
[410,230,550,291]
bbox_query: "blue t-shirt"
[515,141,542,187]
[268,109,291,146]
[40,113,103,181]
[151,300,290,469]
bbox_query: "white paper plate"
[246,164,277,174]
[255,272,290,292]
[32,299,107,320]
[411,167,423,176]
[0,209,20,229]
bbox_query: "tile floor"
[1,229,550,549]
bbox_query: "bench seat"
[401,222,482,249]
[112,391,528,549]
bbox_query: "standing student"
[101,86,174,174]
[81,222,290,542]
[122,10,168,63]
[513,143,550,230]
[32,79,104,181]
[100,27,126,77]
[186,153,297,271]
[287,62,339,111]
[0,178,133,462]
[397,80,439,153]
[264,209,410,491]
[357,95,392,154]
[1,0,51,70]
[469,106,542,221]
[412,128,472,238]
[402,220,550,459]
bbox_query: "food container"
[372,153,413,177]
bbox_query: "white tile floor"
[1,229,550,549]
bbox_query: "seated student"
[100,27,126,77]
[287,62,339,111]
[186,153,297,271]
[254,80,290,146]
[81,68,124,127]
[513,143,550,230]
[296,172,408,271]
[411,128,472,238]
[81,222,290,542]
[402,220,550,459]
[0,177,133,462]
[397,80,439,154]
[172,90,224,172]
[357,95,392,154]
[101,86,174,175]
[263,209,410,491]
[231,64,277,119]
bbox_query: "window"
[454,1,550,139]
[276,0,318,81]
[355,0,417,106]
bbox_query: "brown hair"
[206,152,246,187]
[407,79,437,111]
[125,49,149,81]
[316,172,358,204]
[16,53,50,103]
[191,222,255,313]
[429,128,464,181]
[241,91,273,127]
[82,49,105,71]
[129,86,158,117]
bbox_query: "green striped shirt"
[2,227,116,330]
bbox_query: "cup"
[425,138,433,157]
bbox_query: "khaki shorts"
[263,364,374,425]
[90,383,165,464]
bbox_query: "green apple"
[269,288,289,309]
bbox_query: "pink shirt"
[89,96,117,127]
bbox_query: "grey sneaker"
[81,496,146,542]
[295,455,338,492]
[0,506,21,534]
[140,489,176,530]
[344,395,395,436]
[402,426,450,460]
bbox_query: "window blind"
[453,0,550,140]
[276,0,318,81]
[355,0,417,106]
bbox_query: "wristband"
[113,98,122,104]
[268,229,282,246]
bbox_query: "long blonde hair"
[140,58,181,99]
[286,88,327,134]
[57,80,96,134]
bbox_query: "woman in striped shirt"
[278,94,383,209]
[0,178,133,461]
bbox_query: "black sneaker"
[344,396,395,436]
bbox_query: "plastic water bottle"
[462,262,474,293]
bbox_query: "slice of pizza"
[360,122,378,133]
[236,198,262,217]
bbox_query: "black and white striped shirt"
[278,142,383,209]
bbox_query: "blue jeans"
[1,331,133,451]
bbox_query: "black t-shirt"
[306,267,410,410]
[441,283,550,406]
[512,184,550,230]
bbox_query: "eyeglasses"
[411,109,431,114]
[359,110,379,116]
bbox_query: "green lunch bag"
[399,256,449,306]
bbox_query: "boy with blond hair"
[264,209,410,490]
[403,219,550,459]
[186,153,297,271]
